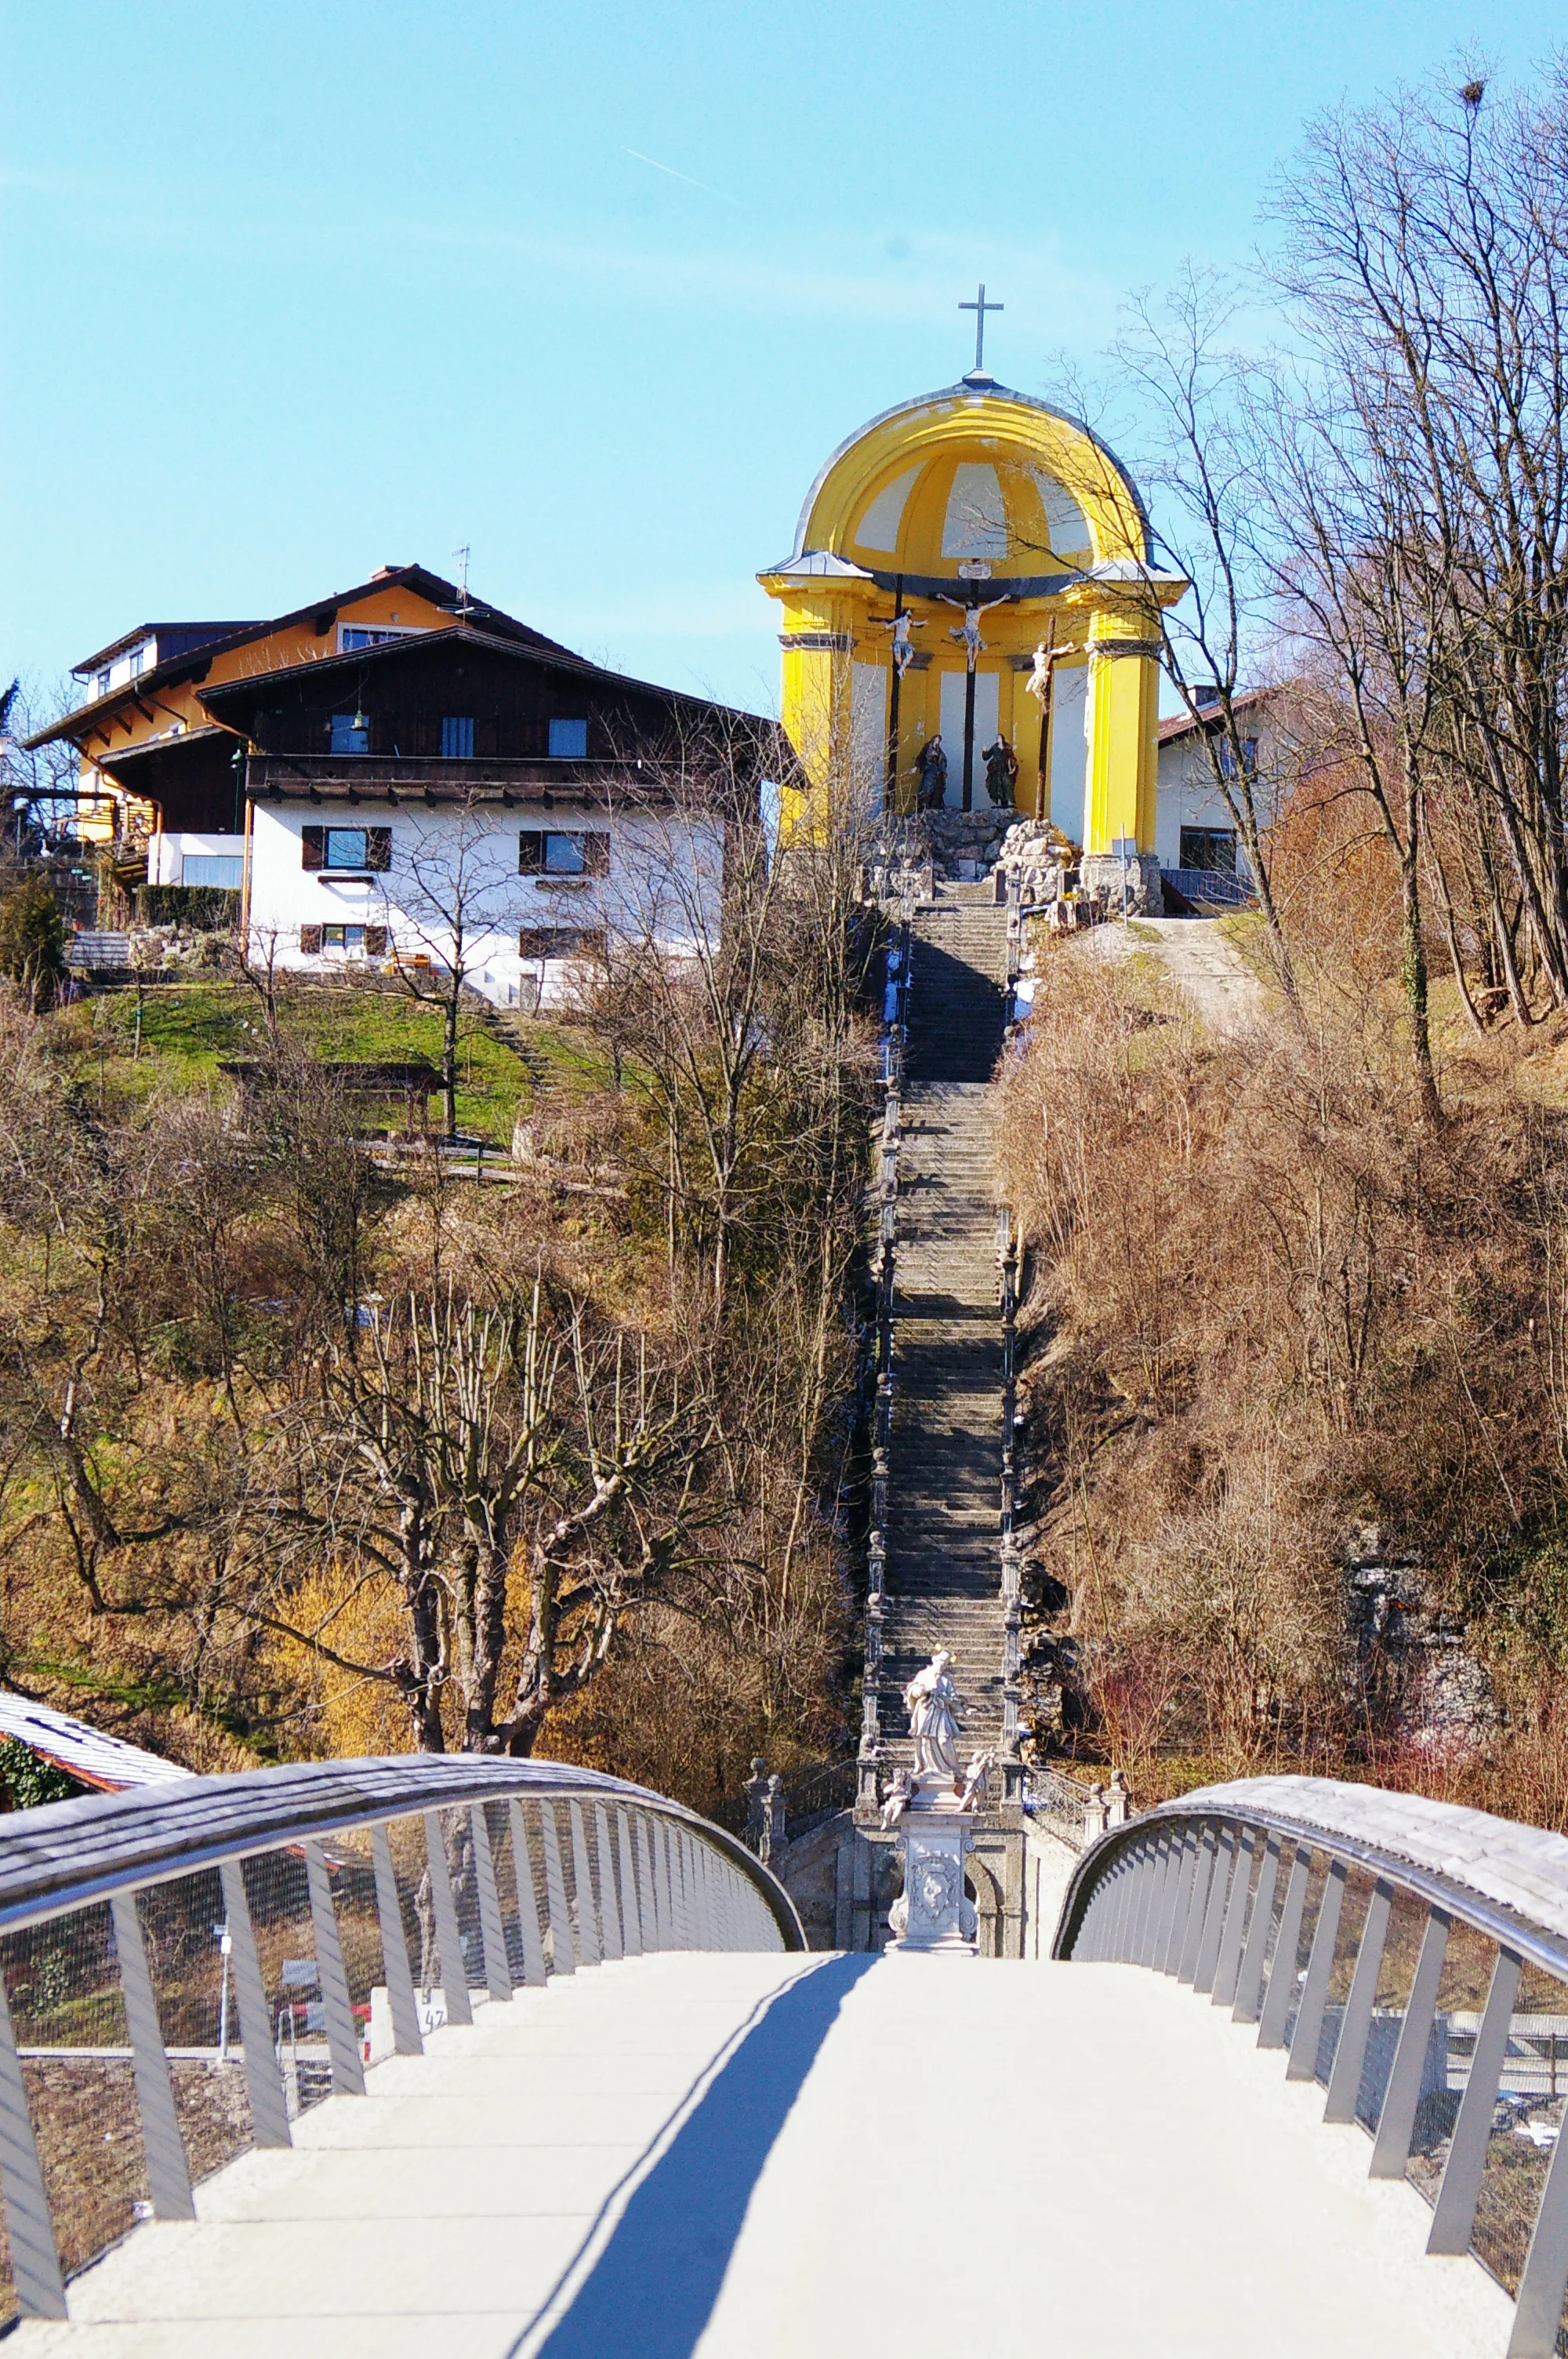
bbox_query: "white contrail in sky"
[626,148,719,197]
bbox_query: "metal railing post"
[1160,1830,1200,1974]
[1258,1843,1312,2050]
[1510,2109,1568,2356]
[1136,1830,1174,1962]
[670,1830,689,1946]
[594,1806,624,1961]
[507,1801,549,1988]
[1127,1838,1159,1964]
[367,1829,423,2058]
[1193,1826,1236,1994]
[651,1812,670,1943]
[678,1830,699,1946]
[470,1802,514,2001]
[1428,1945,1522,2253]
[305,1840,366,2096]
[1370,1906,1450,2178]
[1178,1827,1217,1983]
[221,1857,296,2137]
[538,1803,576,1976]
[1323,1876,1393,2121]
[1212,1827,1258,2008]
[423,1811,474,2022]
[1100,1860,1127,1960]
[694,1840,717,1947]
[110,1889,196,2217]
[1287,1857,1347,2082]
[1112,1849,1138,1961]
[568,1801,602,1967]
[616,1809,644,1958]
[1232,1834,1281,2026]
[0,1963,65,2317]
[637,1812,660,1943]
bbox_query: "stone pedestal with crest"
[888,1783,978,1954]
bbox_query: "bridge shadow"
[521,1954,878,2359]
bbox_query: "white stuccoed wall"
[245,801,724,1008]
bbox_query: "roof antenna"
[452,545,471,616]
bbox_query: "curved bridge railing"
[1054,1775,1568,2359]
[0,1754,802,2325]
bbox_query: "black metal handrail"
[1054,1775,1568,2358]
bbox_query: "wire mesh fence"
[0,1765,796,2324]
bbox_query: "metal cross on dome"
[960,283,1004,375]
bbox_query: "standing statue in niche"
[903,1648,962,1785]
[982,734,1018,807]
[915,734,948,812]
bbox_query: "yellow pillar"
[1084,616,1162,853]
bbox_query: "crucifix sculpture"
[938,591,1011,809]
[960,283,1004,381]
[1024,622,1066,823]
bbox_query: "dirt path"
[1085,914,1269,1038]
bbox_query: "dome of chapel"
[778,382,1151,591]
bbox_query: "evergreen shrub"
[137,885,241,929]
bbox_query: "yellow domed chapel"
[759,308,1186,854]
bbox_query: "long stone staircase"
[881,883,1010,1759]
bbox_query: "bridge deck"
[13,1953,1511,2358]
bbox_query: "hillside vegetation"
[0,781,875,1816]
[1002,848,1568,1821]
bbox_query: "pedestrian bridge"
[0,1761,1563,2356]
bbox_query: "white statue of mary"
[903,1649,961,1783]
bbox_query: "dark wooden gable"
[238,637,677,761]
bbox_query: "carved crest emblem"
[914,1853,959,1925]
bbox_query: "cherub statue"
[880,1768,916,1830]
[959,1747,998,1813]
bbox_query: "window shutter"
[299,925,323,954]
[301,826,325,871]
[365,827,392,871]
[365,925,388,956]
[584,833,611,875]
[519,831,545,874]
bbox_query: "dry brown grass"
[1000,863,1568,1819]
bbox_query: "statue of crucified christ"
[938,591,1010,674]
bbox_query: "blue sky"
[3,0,1561,717]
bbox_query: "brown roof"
[24,565,578,751]
[1158,685,1277,746]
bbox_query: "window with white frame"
[338,625,425,652]
[181,855,243,889]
